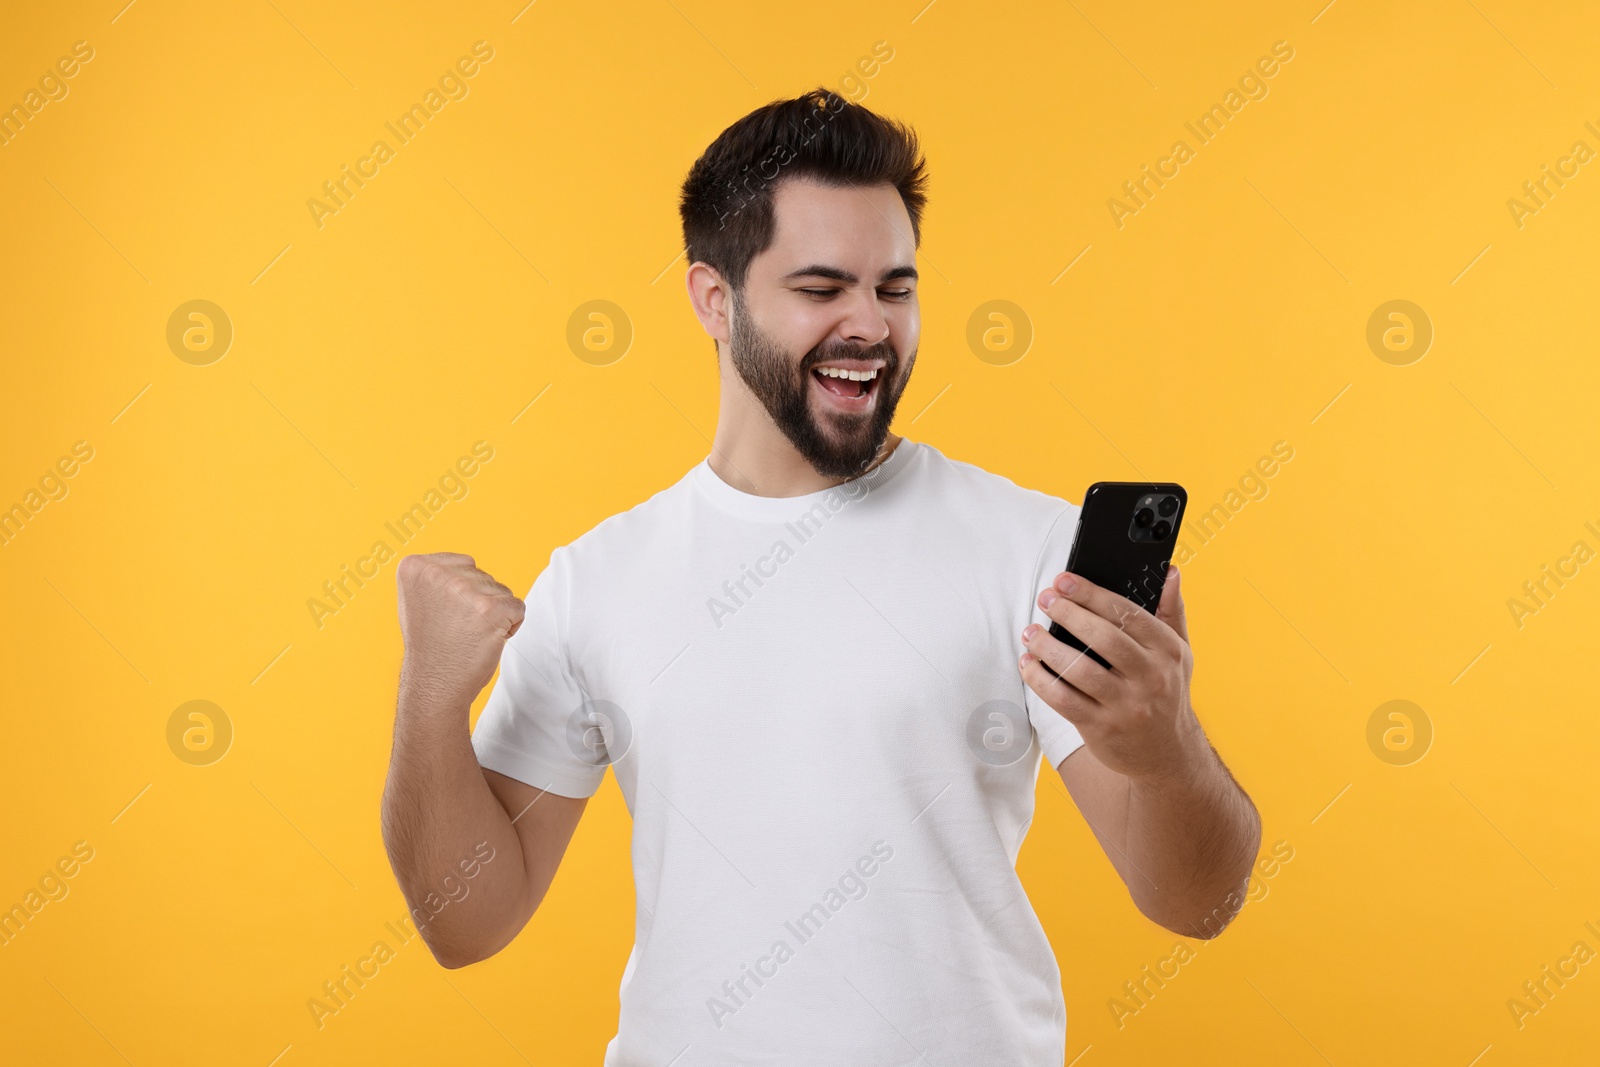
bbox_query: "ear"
[1155,564,1189,644]
[685,262,732,346]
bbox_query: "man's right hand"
[396,553,526,709]
[384,551,585,970]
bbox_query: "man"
[381,88,1260,1064]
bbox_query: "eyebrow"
[780,264,919,284]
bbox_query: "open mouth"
[810,364,882,407]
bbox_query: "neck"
[707,391,901,498]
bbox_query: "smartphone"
[1042,481,1187,675]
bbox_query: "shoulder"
[555,465,698,577]
[914,442,1079,541]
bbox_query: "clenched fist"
[396,553,526,709]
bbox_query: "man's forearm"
[1123,725,1262,939]
[380,685,531,966]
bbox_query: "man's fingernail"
[1055,574,1076,595]
[1040,589,1057,609]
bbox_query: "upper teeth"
[817,366,878,381]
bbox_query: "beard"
[728,292,915,480]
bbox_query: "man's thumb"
[1157,564,1189,643]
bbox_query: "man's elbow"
[1176,911,1236,941]
[423,932,496,970]
[1140,903,1232,941]
[418,905,532,970]
[1178,811,1263,939]
[1142,900,1238,941]
[1144,868,1257,941]
[422,940,476,972]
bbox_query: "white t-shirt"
[471,437,1086,1065]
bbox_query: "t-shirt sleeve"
[469,545,608,799]
[1024,501,1088,770]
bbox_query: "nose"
[837,286,891,349]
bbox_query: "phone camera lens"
[1134,507,1154,528]
[1152,520,1171,539]
[1157,497,1177,517]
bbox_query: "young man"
[382,88,1260,1064]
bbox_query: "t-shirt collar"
[691,438,919,521]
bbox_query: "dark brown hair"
[678,87,929,295]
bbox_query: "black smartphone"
[1042,481,1187,675]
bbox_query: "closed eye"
[798,288,915,300]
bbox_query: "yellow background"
[3,0,1598,1063]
